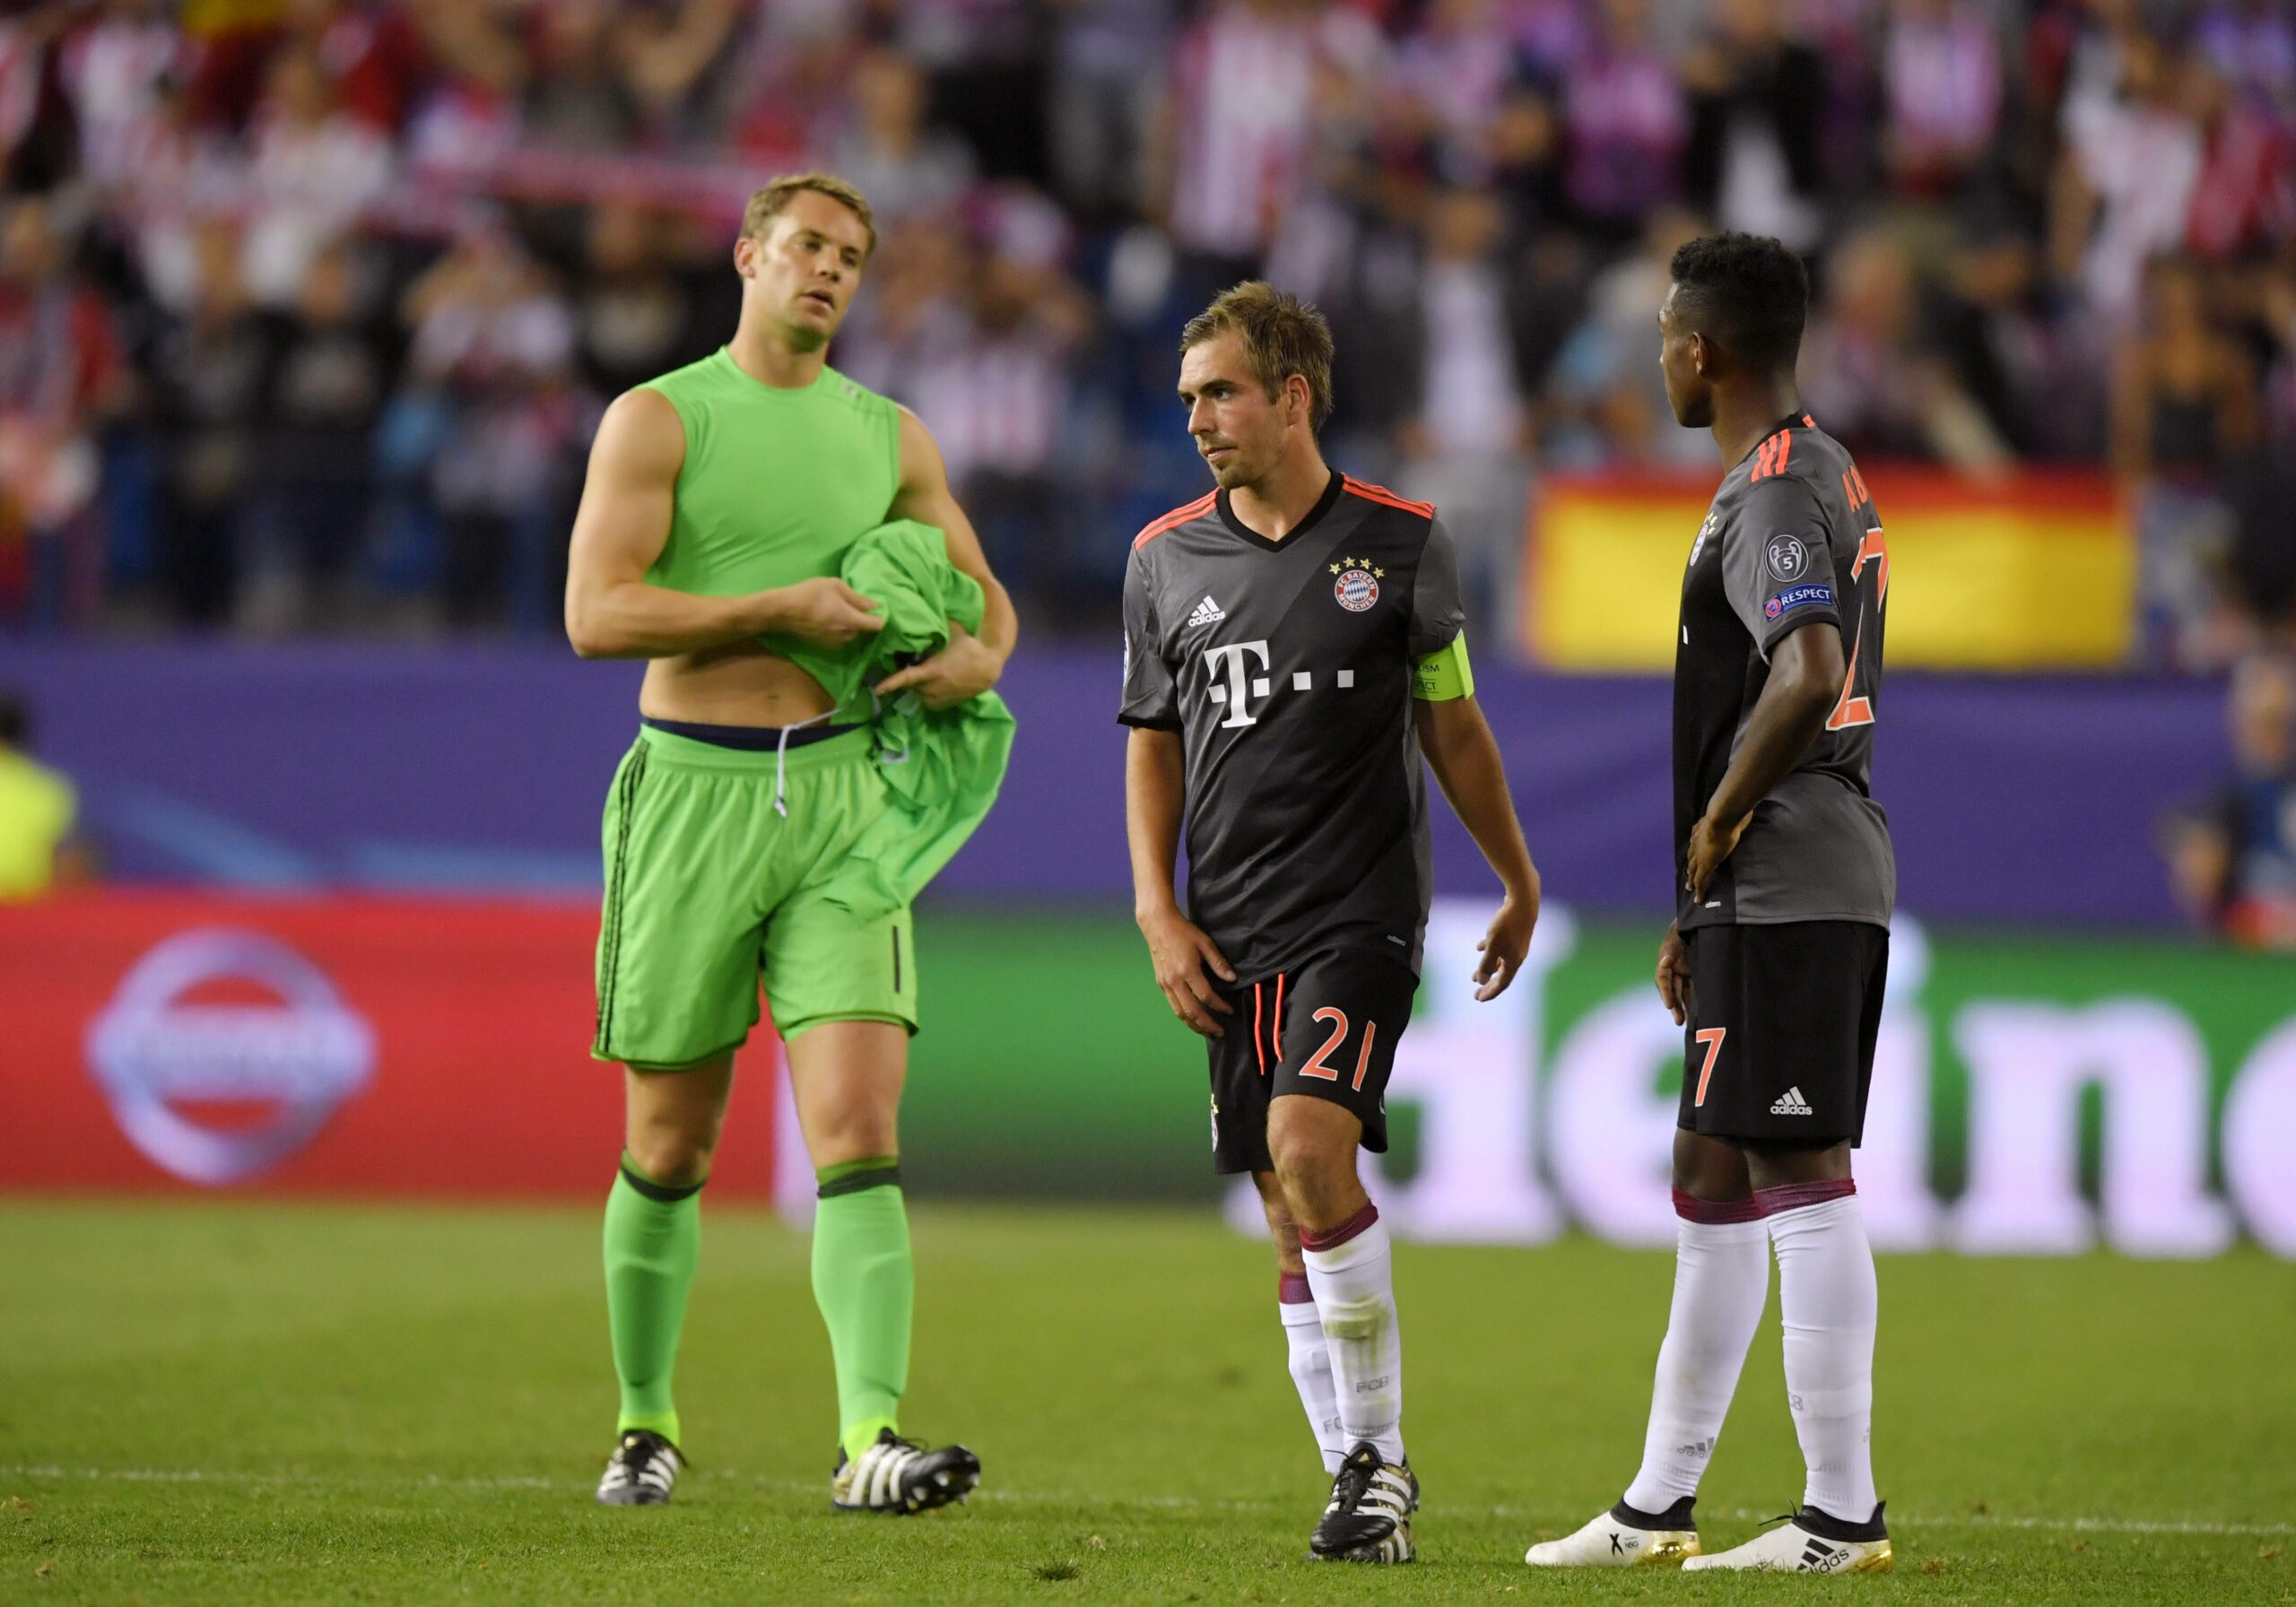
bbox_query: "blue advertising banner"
[0,643,2222,926]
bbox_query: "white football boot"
[1525,1501,1700,1568]
[1683,1506,1893,1574]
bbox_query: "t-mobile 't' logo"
[1202,638,1361,728]
[1202,639,1272,728]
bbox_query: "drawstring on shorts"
[771,708,839,818]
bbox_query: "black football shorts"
[1678,920,1889,1147]
[1205,946,1418,1176]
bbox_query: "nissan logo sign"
[85,929,376,1186]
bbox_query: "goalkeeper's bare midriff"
[638,641,838,728]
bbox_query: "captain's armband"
[1412,633,1474,702]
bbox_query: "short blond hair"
[741,173,877,258]
[1179,281,1335,433]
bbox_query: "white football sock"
[1278,1274,1344,1473]
[1300,1204,1404,1465]
[1764,1184,1880,1524]
[1622,1194,1771,1514]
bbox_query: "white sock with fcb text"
[1279,1273,1345,1473]
[1300,1204,1404,1466]
[1622,1192,1772,1515]
[1762,1182,1879,1524]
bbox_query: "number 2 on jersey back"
[1825,526,1889,732]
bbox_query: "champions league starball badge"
[1332,554,1382,612]
[85,928,376,1186]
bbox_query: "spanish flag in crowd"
[1526,470,2134,671]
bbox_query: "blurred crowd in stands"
[2168,650,2296,947]
[0,0,2291,662]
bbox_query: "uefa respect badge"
[84,929,376,1186]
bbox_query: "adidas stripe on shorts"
[1676,921,1889,1147]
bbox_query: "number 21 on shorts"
[1300,1006,1379,1091]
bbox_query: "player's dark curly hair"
[1180,281,1335,432]
[1668,232,1808,371]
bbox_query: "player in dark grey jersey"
[1526,235,1897,1577]
[1122,282,1542,1566]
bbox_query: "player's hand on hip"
[1138,906,1236,1038]
[774,578,884,647]
[1657,920,1694,1026]
[875,621,1000,710]
[1683,810,1748,904]
[1473,882,1539,1001]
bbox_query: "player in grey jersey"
[1526,234,1896,1575]
[1122,282,1542,1565]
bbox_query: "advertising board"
[0,892,784,1200]
[11,895,2290,1260]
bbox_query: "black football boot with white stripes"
[830,1428,982,1514]
[595,1429,683,1506]
[1308,1440,1419,1562]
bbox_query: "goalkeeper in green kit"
[563,174,1017,1512]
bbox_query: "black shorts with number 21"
[1206,946,1417,1175]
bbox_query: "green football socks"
[604,1154,702,1447]
[812,1157,913,1462]
[604,1152,914,1463]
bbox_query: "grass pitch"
[2,1202,2290,1605]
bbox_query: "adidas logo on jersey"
[1187,595,1226,629]
[1770,1086,1814,1116]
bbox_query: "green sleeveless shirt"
[639,347,903,624]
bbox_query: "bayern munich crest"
[1331,555,1383,612]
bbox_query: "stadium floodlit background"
[0,0,2292,1602]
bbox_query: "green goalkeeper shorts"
[592,723,918,1067]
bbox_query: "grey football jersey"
[1674,414,1895,930]
[1119,472,1466,977]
